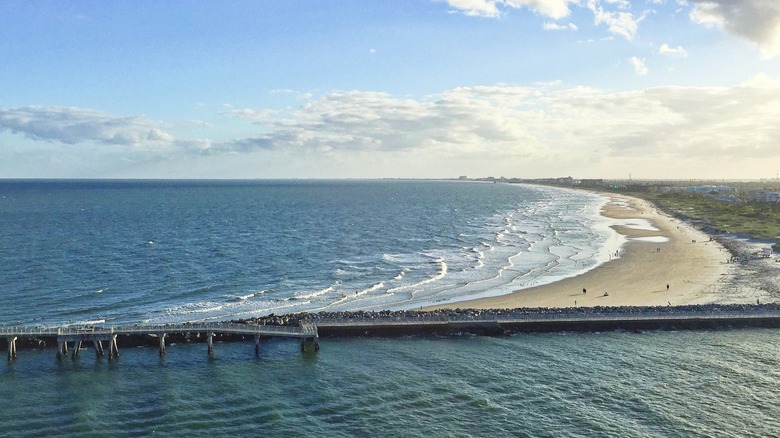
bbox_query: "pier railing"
[0,322,314,338]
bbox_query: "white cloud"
[213,88,544,157]
[505,0,573,19]
[147,128,174,142]
[690,0,780,58]
[658,43,689,57]
[213,78,780,172]
[446,0,647,40]
[446,0,574,19]
[543,21,578,30]
[629,56,649,75]
[446,0,502,17]
[605,0,631,9]
[586,0,643,40]
[0,106,174,147]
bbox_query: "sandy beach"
[431,193,740,310]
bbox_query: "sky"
[1,0,780,180]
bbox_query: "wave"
[393,268,409,280]
[154,302,226,321]
[230,290,268,302]
[357,282,385,296]
[320,281,387,310]
[387,257,448,295]
[291,283,339,301]
[227,299,313,319]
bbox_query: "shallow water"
[2,329,778,437]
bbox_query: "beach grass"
[619,191,780,246]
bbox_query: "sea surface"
[2,330,779,436]
[0,179,621,326]
[3,180,778,437]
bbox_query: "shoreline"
[427,193,745,310]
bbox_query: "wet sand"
[430,194,736,310]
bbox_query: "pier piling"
[94,340,104,358]
[71,340,82,359]
[158,333,166,356]
[300,336,319,353]
[254,334,260,355]
[207,332,214,355]
[7,336,17,360]
[57,341,68,360]
[108,334,119,359]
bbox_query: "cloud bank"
[5,76,780,178]
[0,106,173,147]
[215,77,780,167]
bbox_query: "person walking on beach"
[666,284,670,291]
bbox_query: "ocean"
[0,179,620,326]
[2,330,779,436]
[2,180,778,436]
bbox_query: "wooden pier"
[1,322,319,361]
[5,306,780,361]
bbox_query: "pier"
[5,305,780,361]
[1,322,319,361]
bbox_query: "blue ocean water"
[2,180,779,436]
[0,179,616,326]
[2,330,779,437]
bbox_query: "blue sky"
[2,0,780,179]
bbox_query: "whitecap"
[293,283,339,301]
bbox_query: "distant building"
[458,176,468,180]
[748,189,780,203]
[578,179,604,188]
[660,186,686,194]
[687,185,736,197]
[556,177,575,185]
